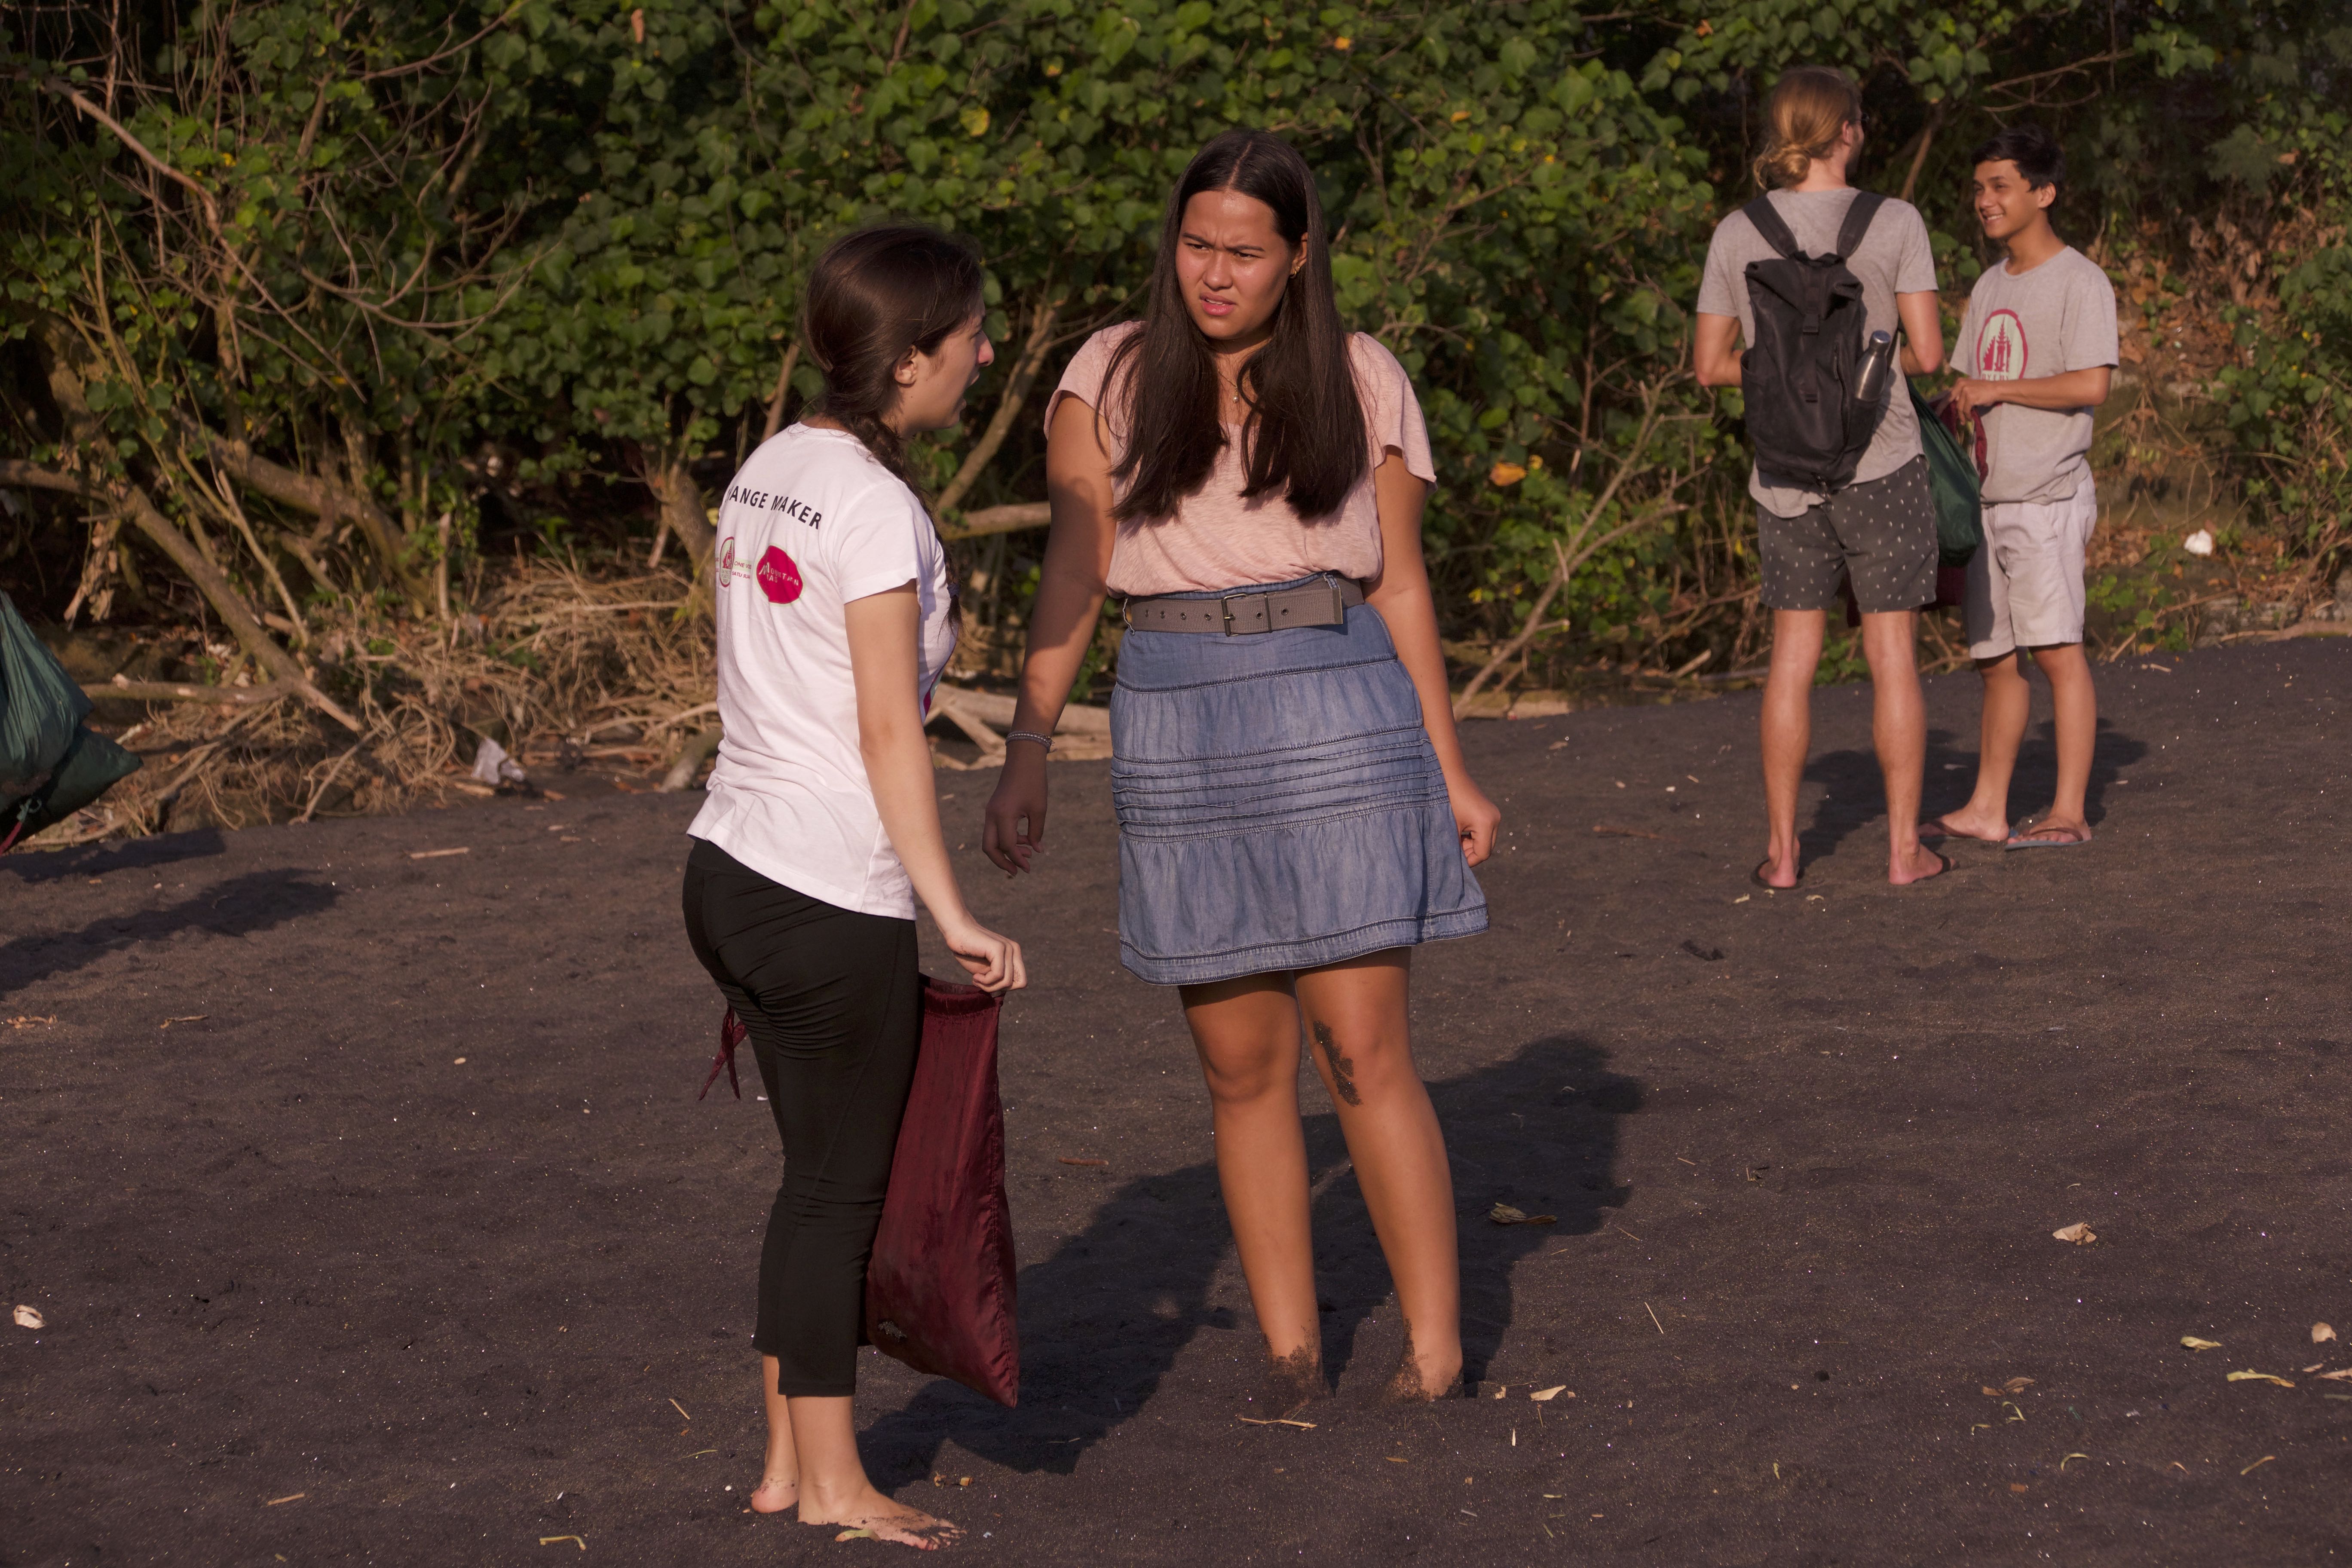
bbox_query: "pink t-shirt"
[1043,322,1437,597]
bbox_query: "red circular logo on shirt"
[756,546,803,604]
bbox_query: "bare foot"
[1920,808,2009,844]
[1751,853,1800,891]
[802,1485,962,1550]
[748,1473,798,1514]
[1258,1344,1326,1418]
[1888,844,1951,886]
[1381,1321,1463,1403]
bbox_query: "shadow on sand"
[0,826,227,885]
[0,869,339,992]
[858,1033,1642,1482]
[1799,717,2149,865]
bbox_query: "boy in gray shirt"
[1923,124,2118,852]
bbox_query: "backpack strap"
[1833,191,1887,261]
[1743,196,1803,260]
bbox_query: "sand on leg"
[1294,950,1461,1401]
[1179,973,1325,1410]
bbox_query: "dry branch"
[937,298,1064,515]
[1452,381,1680,717]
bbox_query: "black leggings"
[681,839,921,1398]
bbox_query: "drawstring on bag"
[698,1007,748,1100]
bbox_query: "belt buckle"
[1220,594,1246,635]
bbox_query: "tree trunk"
[644,454,715,568]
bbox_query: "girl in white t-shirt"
[682,224,1022,1552]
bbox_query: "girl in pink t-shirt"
[983,130,1498,1412]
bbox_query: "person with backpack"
[1693,65,1951,888]
[682,224,1024,1551]
[982,130,1496,1414]
[1919,125,2117,851]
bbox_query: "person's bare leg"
[1859,609,1945,884]
[1180,974,1323,1406]
[2015,642,2095,843]
[1757,609,1826,888]
[748,1355,799,1513]
[1928,651,2027,842]
[788,1394,960,1548]
[1294,952,1460,1401]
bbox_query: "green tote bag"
[1911,383,1983,568]
[1,592,142,851]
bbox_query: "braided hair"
[799,223,986,507]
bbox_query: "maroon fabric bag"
[861,977,1020,1406]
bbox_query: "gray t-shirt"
[1954,246,2119,505]
[1697,189,1939,517]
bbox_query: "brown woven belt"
[1121,575,1365,635]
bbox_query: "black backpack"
[1739,191,1891,493]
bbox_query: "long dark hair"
[1106,131,1367,524]
[800,223,985,503]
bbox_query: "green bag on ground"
[1911,383,1983,568]
[1,591,142,851]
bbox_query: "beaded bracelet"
[1004,730,1054,752]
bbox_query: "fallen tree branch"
[84,679,296,707]
[941,501,1051,540]
[928,688,1008,757]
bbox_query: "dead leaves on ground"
[2180,1336,2223,1351]
[2051,1222,2097,1245]
[2227,1369,2296,1387]
[1489,1203,1556,1226]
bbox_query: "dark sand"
[4,639,2348,1566]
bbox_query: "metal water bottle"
[1855,329,1896,404]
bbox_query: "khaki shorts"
[1756,457,1939,613]
[1965,481,2098,660]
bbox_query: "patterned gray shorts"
[1756,456,1938,613]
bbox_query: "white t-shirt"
[689,424,957,919]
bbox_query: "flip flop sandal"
[2004,824,2090,851]
[1750,859,1802,890]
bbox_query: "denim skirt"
[1109,576,1489,986]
